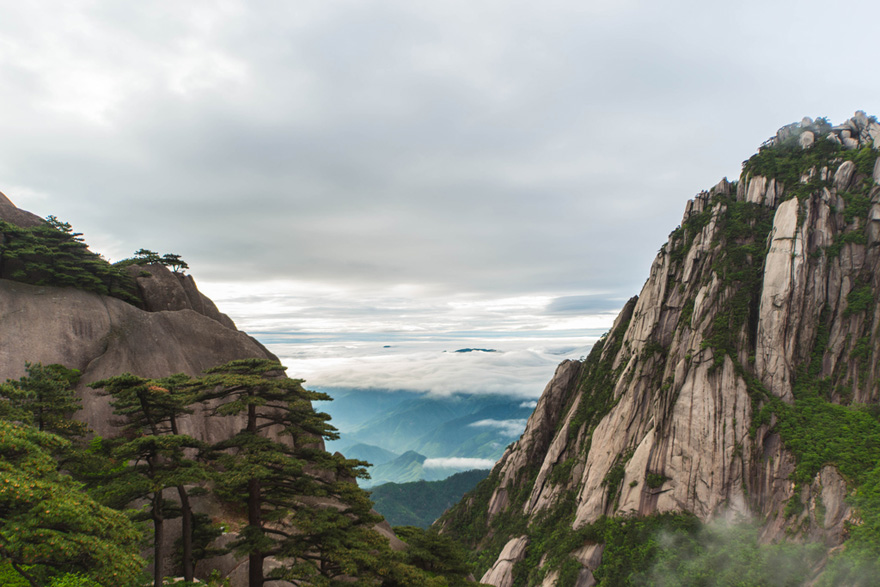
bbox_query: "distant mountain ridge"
[369,469,491,528]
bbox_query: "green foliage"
[90,372,208,586]
[0,561,31,586]
[0,421,143,586]
[114,249,189,273]
[508,496,702,587]
[436,462,537,577]
[645,473,667,489]
[394,526,472,586]
[770,395,880,485]
[196,359,388,586]
[850,144,880,176]
[602,451,634,510]
[1,363,88,439]
[679,298,695,327]
[699,199,775,370]
[742,135,843,187]
[506,502,822,587]
[2,357,464,586]
[568,305,634,445]
[844,283,875,317]
[48,574,102,587]
[667,206,713,265]
[817,463,880,585]
[639,519,823,586]
[0,217,141,305]
[549,457,576,485]
[369,469,490,528]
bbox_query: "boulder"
[480,536,529,587]
[799,130,815,149]
[127,263,237,329]
[833,160,856,192]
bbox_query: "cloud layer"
[270,336,595,398]
[3,0,878,309]
[423,457,496,470]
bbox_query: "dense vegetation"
[369,469,490,528]
[0,217,141,305]
[0,360,471,586]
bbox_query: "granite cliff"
[439,112,880,586]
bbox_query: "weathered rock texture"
[0,278,273,441]
[439,112,880,585]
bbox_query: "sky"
[1,0,879,400]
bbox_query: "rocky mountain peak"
[768,110,880,151]
[440,113,880,586]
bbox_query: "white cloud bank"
[470,419,529,437]
[272,341,594,398]
[423,457,496,470]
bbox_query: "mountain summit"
[440,112,880,586]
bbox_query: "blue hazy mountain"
[338,442,399,466]
[317,390,535,485]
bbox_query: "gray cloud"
[1,0,878,335]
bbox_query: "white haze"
[423,458,496,470]
[469,419,530,437]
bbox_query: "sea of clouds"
[261,334,596,399]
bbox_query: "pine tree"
[1,363,89,440]
[0,421,143,586]
[90,373,206,586]
[197,358,390,586]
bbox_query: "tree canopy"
[0,421,143,586]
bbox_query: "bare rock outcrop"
[0,190,43,227]
[480,536,529,587]
[0,278,273,441]
[126,262,237,329]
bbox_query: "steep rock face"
[0,191,43,227]
[0,277,274,441]
[440,113,880,585]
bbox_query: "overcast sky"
[2,0,879,395]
